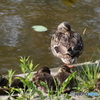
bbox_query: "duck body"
[0,74,8,87]
[32,67,56,93]
[0,74,9,95]
[54,65,75,93]
[11,77,24,89]
[51,22,83,64]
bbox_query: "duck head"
[37,66,50,74]
[58,65,71,73]
[57,22,71,33]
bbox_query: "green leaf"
[40,81,48,89]
[8,69,15,87]
[62,0,77,6]
[29,61,33,71]
[32,64,39,71]
[32,25,48,32]
[60,71,76,93]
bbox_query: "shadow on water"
[0,0,100,74]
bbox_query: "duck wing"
[51,32,83,58]
[68,32,83,57]
[54,45,68,54]
[51,34,68,58]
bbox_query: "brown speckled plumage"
[51,22,83,64]
[32,67,56,93]
[54,65,75,93]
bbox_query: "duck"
[32,66,56,93]
[54,65,75,93]
[0,74,27,95]
[0,74,9,95]
[11,76,24,89]
[0,74,8,87]
[51,22,83,67]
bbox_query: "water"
[0,0,100,74]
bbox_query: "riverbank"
[0,59,100,100]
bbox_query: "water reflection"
[0,15,24,47]
[0,0,100,74]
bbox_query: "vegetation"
[75,64,100,92]
[0,57,100,100]
[2,57,75,100]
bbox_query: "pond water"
[0,0,100,74]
